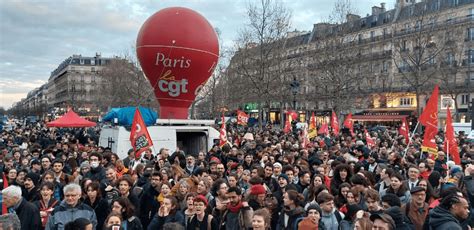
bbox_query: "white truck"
[99,119,220,159]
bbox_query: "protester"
[46,183,97,230]
[1,118,473,230]
[2,185,42,230]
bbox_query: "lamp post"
[290,77,300,110]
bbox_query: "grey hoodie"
[428,205,462,230]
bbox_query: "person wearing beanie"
[22,172,40,202]
[298,204,324,230]
[339,204,363,230]
[250,184,266,196]
[272,162,282,180]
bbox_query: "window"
[358,34,363,44]
[383,28,388,38]
[432,0,440,10]
[469,49,474,64]
[400,98,414,106]
[469,72,474,82]
[415,20,421,31]
[468,28,474,41]
[401,40,408,51]
[382,61,389,73]
[470,8,474,19]
[370,31,375,42]
[461,94,470,105]
[446,52,455,65]
[404,23,410,32]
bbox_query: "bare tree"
[231,0,292,128]
[436,23,472,120]
[97,56,158,111]
[307,0,366,116]
[392,3,445,115]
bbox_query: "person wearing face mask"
[84,153,106,183]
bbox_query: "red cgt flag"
[301,123,310,148]
[399,118,409,144]
[331,111,339,136]
[130,108,153,158]
[318,122,329,136]
[364,129,375,149]
[419,85,439,157]
[419,85,439,129]
[219,113,228,147]
[343,113,354,136]
[444,107,460,164]
[236,110,249,126]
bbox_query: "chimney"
[381,2,386,10]
[346,13,361,22]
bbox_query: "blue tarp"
[102,107,158,126]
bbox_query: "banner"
[283,114,292,134]
[318,122,329,135]
[219,113,228,147]
[364,129,375,149]
[308,112,317,139]
[236,110,249,126]
[130,108,154,158]
[444,107,460,164]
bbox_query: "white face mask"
[90,162,99,168]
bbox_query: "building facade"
[223,0,474,126]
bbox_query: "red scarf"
[227,201,243,213]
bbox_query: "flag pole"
[403,121,420,158]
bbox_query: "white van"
[99,119,220,159]
[452,123,472,135]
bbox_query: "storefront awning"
[352,114,408,121]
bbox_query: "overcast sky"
[0,0,388,109]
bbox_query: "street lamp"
[290,77,300,109]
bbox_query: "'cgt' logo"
[158,70,188,97]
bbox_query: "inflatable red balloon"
[136,7,219,119]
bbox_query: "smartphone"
[112,225,120,230]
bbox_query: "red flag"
[318,122,329,135]
[219,113,228,147]
[236,110,249,126]
[286,110,298,122]
[399,118,409,144]
[419,85,439,129]
[444,107,460,164]
[283,114,293,134]
[130,108,153,158]
[419,85,439,157]
[331,111,340,136]
[364,129,375,148]
[309,112,317,139]
[343,113,354,136]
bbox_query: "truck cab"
[99,119,220,159]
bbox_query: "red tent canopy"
[47,110,96,127]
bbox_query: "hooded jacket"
[428,205,462,230]
[276,206,305,230]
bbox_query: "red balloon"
[137,7,219,119]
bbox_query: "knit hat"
[273,162,282,169]
[80,161,90,169]
[250,184,266,195]
[25,172,40,187]
[31,159,40,166]
[194,195,208,206]
[278,174,289,182]
[306,203,322,214]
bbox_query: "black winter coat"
[428,205,462,230]
[15,198,42,230]
[84,198,109,230]
[138,183,160,229]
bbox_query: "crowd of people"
[0,120,473,230]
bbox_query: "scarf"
[227,201,243,213]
